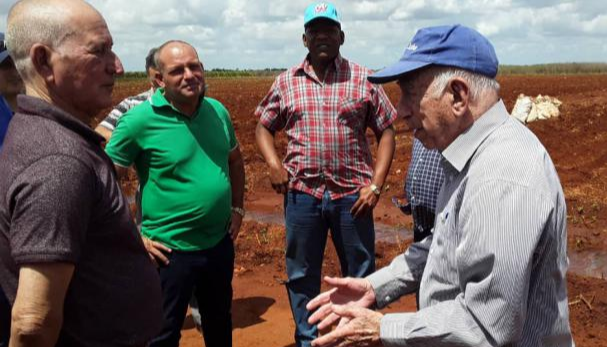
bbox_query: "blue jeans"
[150,234,234,347]
[284,190,375,347]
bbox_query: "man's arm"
[228,146,246,240]
[10,263,74,347]
[94,125,113,143]
[351,125,396,217]
[255,122,289,194]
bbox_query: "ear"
[302,33,308,48]
[30,43,55,84]
[154,69,165,89]
[448,78,470,117]
[339,30,345,46]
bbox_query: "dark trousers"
[0,287,9,347]
[150,235,234,347]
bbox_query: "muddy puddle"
[245,210,606,279]
[245,210,412,244]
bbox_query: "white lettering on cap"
[406,43,418,51]
[315,3,328,13]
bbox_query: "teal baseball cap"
[304,2,340,28]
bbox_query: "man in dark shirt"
[0,0,163,346]
[0,31,24,347]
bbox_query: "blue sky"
[2,0,606,71]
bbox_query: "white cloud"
[0,0,605,70]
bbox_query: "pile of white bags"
[511,94,562,124]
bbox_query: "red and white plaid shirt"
[255,55,397,200]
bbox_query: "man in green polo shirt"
[106,40,245,347]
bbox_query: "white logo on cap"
[315,3,328,13]
[406,43,418,51]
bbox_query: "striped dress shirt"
[367,100,573,346]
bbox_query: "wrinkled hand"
[311,304,383,347]
[350,186,379,218]
[269,164,289,194]
[142,237,171,267]
[229,211,243,240]
[307,276,377,330]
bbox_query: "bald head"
[6,0,103,80]
[154,40,199,73]
[153,40,205,115]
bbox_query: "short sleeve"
[219,102,238,150]
[254,79,286,131]
[8,155,94,264]
[105,113,141,167]
[367,83,397,135]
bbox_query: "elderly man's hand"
[350,186,379,218]
[307,276,377,330]
[142,237,171,267]
[311,304,383,347]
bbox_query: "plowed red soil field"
[97,74,607,347]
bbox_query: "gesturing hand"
[307,276,377,330]
[311,304,383,347]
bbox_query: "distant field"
[499,63,607,75]
[119,63,607,80]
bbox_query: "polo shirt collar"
[441,100,509,173]
[16,94,104,145]
[150,88,204,118]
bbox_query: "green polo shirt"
[105,89,237,251]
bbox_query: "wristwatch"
[231,206,245,218]
[369,184,381,196]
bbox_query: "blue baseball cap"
[0,32,10,64]
[304,2,341,28]
[368,24,499,83]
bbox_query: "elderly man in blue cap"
[306,24,574,347]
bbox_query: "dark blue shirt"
[0,96,13,151]
[405,138,444,241]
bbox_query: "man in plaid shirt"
[403,139,444,243]
[255,3,396,346]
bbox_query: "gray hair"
[5,0,93,80]
[428,66,500,101]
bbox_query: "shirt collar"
[441,100,509,173]
[150,88,204,118]
[296,54,346,79]
[16,94,104,145]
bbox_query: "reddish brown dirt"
[96,74,607,346]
